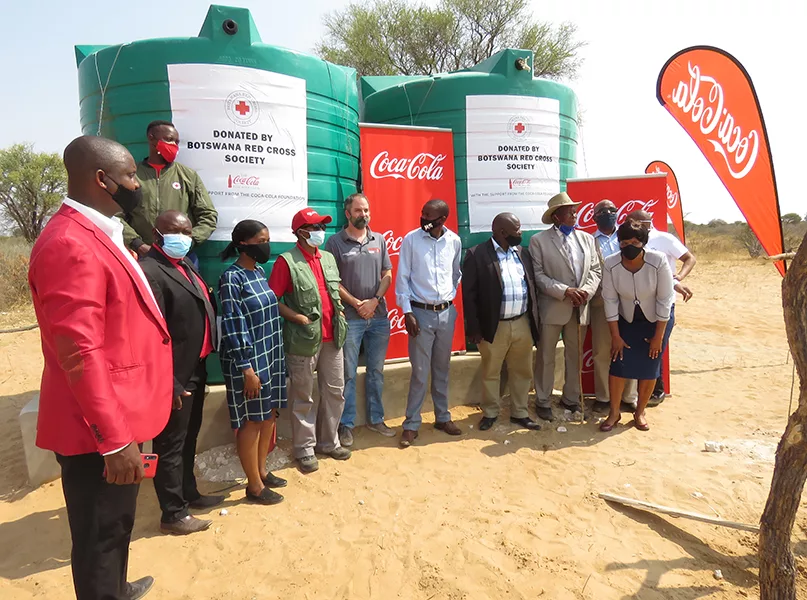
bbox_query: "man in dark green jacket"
[122,121,218,262]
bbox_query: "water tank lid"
[464,48,533,77]
[198,4,262,45]
[75,45,109,67]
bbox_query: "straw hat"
[541,192,581,225]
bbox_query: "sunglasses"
[301,223,326,231]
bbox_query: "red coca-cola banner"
[657,46,785,276]
[360,124,466,361]
[568,174,670,395]
[645,161,686,245]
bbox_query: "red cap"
[291,208,332,231]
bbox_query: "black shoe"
[510,417,541,431]
[479,416,497,431]
[245,487,284,505]
[620,401,638,413]
[188,494,225,509]
[647,392,666,407]
[126,576,154,600]
[536,407,554,421]
[562,402,582,413]
[593,401,611,414]
[261,472,288,488]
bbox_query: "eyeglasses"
[301,223,326,231]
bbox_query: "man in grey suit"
[528,192,602,420]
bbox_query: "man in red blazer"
[28,135,174,600]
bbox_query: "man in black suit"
[140,210,224,535]
[462,212,541,431]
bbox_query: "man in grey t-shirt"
[325,193,394,446]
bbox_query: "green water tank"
[361,49,578,248]
[76,4,360,383]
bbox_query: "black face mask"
[421,216,443,232]
[594,212,617,231]
[239,242,271,264]
[620,244,643,260]
[505,233,523,247]
[104,176,142,214]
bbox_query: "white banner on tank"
[167,63,307,243]
[465,95,561,233]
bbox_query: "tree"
[316,0,585,79]
[759,234,807,599]
[707,218,727,228]
[736,223,764,258]
[0,144,66,243]
[782,213,802,224]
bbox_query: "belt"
[411,300,452,312]
[500,312,526,322]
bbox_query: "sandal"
[245,487,284,505]
[599,415,621,432]
[633,412,650,431]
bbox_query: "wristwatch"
[374,295,383,302]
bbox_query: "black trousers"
[653,304,676,395]
[56,451,139,600]
[152,361,207,523]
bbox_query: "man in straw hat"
[528,192,602,420]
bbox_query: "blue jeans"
[341,317,391,428]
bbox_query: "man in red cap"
[268,208,351,473]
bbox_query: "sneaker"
[593,401,611,414]
[338,425,354,447]
[366,422,396,437]
[647,392,666,408]
[297,455,319,474]
[160,515,212,536]
[325,446,352,460]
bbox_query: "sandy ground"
[1,259,806,599]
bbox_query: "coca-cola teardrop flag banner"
[657,46,785,275]
[645,161,686,245]
[568,173,670,395]
[360,124,466,361]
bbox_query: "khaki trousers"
[287,341,345,459]
[478,314,533,419]
[535,315,585,409]
[589,296,637,403]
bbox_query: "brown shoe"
[435,420,462,435]
[399,429,419,448]
[160,515,212,535]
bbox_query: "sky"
[1,0,804,224]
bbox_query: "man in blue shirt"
[589,200,639,412]
[396,199,463,448]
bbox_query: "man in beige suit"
[528,192,602,421]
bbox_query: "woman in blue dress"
[219,220,288,505]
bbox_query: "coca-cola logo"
[228,174,260,188]
[509,178,531,189]
[650,166,679,209]
[576,198,659,232]
[582,348,594,374]
[369,151,445,181]
[387,307,407,337]
[382,229,404,257]
[670,62,759,179]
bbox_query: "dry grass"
[0,237,31,312]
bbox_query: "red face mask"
[156,140,179,163]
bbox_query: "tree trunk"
[759,233,807,599]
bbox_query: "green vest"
[280,246,347,356]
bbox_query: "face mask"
[103,176,142,214]
[350,216,369,229]
[421,216,442,232]
[156,140,179,163]
[239,242,271,264]
[505,233,522,247]
[157,230,192,259]
[621,244,643,260]
[594,212,617,231]
[558,223,575,236]
[306,230,326,247]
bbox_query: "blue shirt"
[396,227,462,313]
[492,239,528,319]
[594,228,620,259]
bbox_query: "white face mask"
[307,230,326,247]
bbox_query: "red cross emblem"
[235,101,251,116]
[514,122,525,134]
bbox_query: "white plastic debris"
[469,425,474,430]
[358,500,365,505]
[219,508,229,516]
[704,441,723,453]
[557,426,568,433]
[714,569,723,580]
[503,439,511,445]
[692,492,704,499]
[624,484,631,489]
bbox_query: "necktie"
[180,262,218,349]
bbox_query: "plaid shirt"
[493,239,529,319]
